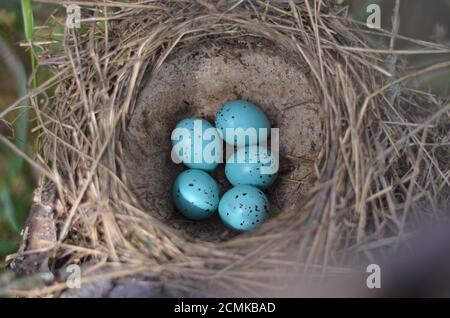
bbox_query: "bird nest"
[4,0,450,297]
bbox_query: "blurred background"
[0,0,449,269]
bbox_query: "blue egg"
[173,169,220,220]
[218,185,269,232]
[215,100,271,147]
[171,117,222,171]
[225,145,278,189]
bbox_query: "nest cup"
[124,38,322,241]
[9,1,450,297]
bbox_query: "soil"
[122,39,323,242]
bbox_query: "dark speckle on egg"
[173,169,220,220]
[218,185,269,232]
[225,145,278,189]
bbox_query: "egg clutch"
[171,100,278,232]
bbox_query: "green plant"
[0,0,36,258]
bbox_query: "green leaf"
[0,239,18,256]
[21,0,37,89]
[0,186,19,233]
[21,0,34,44]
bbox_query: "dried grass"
[2,0,450,296]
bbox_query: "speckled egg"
[225,145,278,189]
[215,100,271,147]
[171,117,222,171]
[218,185,269,232]
[173,169,220,220]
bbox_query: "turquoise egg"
[171,117,222,171]
[218,185,269,232]
[215,100,271,147]
[225,145,278,189]
[173,169,220,220]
